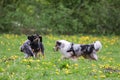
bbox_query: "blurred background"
[0,0,120,35]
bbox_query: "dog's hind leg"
[39,43,44,56]
[37,52,41,58]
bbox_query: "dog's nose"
[20,46,24,52]
[53,47,59,51]
[20,48,23,52]
[53,47,58,52]
[20,49,23,52]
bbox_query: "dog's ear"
[28,36,33,41]
[39,35,42,42]
[56,41,61,46]
[56,41,65,48]
[27,36,31,40]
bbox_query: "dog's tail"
[94,41,102,51]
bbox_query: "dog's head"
[20,40,31,52]
[53,40,70,51]
[54,41,62,51]
[28,34,43,52]
[28,34,42,42]
[93,41,102,51]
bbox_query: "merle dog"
[54,40,102,60]
[20,40,34,58]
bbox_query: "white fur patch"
[90,53,98,60]
[94,41,102,51]
[57,40,72,58]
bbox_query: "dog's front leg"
[90,53,98,60]
[24,54,29,58]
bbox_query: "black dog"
[28,34,44,57]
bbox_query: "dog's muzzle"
[20,48,23,52]
[20,46,24,52]
[53,46,59,51]
[33,37,40,42]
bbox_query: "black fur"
[30,41,44,54]
[80,45,94,54]
[28,35,37,42]
[56,41,61,46]
[28,34,44,55]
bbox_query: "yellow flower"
[94,76,97,78]
[107,52,112,54]
[55,69,60,75]
[8,48,11,51]
[104,64,110,68]
[11,55,18,60]
[27,65,31,68]
[64,69,71,74]
[0,41,2,44]
[118,72,120,75]
[92,64,96,67]
[99,64,104,69]
[55,72,59,75]
[66,64,69,68]
[100,74,106,78]
[22,59,27,62]
[98,70,102,73]
[0,68,5,72]
[53,64,56,67]
[58,59,60,62]
[109,71,112,74]
[109,58,113,61]
[74,63,78,67]
[36,60,40,62]
[28,59,33,62]
[42,62,45,64]
[92,69,97,72]
[105,45,108,48]
[65,69,69,74]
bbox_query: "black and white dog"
[54,40,102,60]
[20,34,44,58]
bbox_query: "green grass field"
[0,34,120,80]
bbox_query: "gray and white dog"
[54,40,102,60]
[20,40,34,58]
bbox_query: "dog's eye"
[33,36,37,39]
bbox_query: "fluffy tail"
[94,41,102,51]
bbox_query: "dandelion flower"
[92,64,96,67]
[74,63,78,67]
[100,74,106,78]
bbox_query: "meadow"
[0,34,120,80]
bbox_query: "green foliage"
[0,0,120,35]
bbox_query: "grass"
[0,34,120,80]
